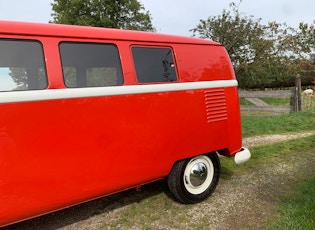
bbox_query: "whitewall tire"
[167,153,220,204]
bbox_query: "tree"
[50,0,156,31]
[191,1,315,89]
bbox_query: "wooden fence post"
[290,90,296,112]
[293,74,302,111]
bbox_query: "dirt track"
[3,132,315,230]
[243,131,315,148]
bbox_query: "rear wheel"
[167,154,220,204]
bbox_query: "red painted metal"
[0,21,243,227]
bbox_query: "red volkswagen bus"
[0,21,250,227]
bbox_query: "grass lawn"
[242,110,315,137]
[241,110,315,229]
[269,176,315,230]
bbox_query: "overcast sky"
[0,0,314,36]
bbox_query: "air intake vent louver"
[204,89,228,123]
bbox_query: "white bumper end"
[234,147,251,165]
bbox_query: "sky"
[0,0,314,36]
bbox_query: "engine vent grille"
[204,89,228,123]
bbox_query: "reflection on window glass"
[62,67,77,88]
[87,67,119,87]
[59,42,124,88]
[132,47,178,83]
[0,39,47,92]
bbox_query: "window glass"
[132,47,178,83]
[0,39,47,91]
[59,42,123,88]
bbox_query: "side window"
[0,39,47,92]
[132,47,178,83]
[59,42,123,88]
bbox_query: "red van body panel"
[0,21,246,227]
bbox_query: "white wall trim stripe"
[0,80,238,104]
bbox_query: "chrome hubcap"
[183,155,214,195]
[190,162,208,187]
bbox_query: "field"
[3,110,315,230]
